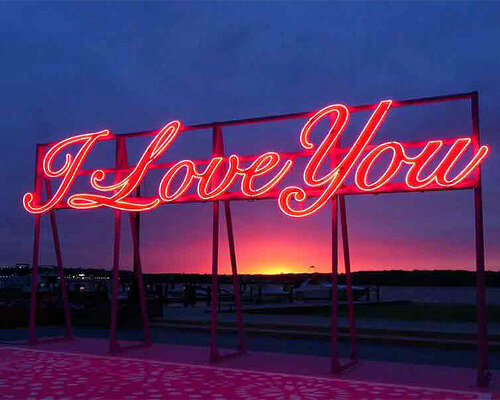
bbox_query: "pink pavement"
[0,343,497,400]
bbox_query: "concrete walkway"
[2,338,498,398]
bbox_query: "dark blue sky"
[1,2,500,273]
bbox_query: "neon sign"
[23,100,489,218]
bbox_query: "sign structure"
[24,100,488,217]
[23,92,491,386]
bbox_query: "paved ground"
[0,343,497,399]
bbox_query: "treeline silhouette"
[9,267,500,287]
[145,270,500,287]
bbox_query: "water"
[378,286,500,305]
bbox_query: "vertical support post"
[215,127,245,353]
[128,186,151,346]
[330,116,341,373]
[471,92,489,387]
[29,216,42,345]
[133,186,141,275]
[330,196,341,373]
[210,204,220,361]
[339,196,357,361]
[28,145,44,345]
[108,137,125,354]
[224,200,245,353]
[115,142,151,347]
[109,207,121,353]
[210,124,222,362]
[45,179,73,340]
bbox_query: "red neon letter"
[403,139,489,189]
[279,100,393,217]
[355,142,405,191]
[158,160,197,202]
[403,141,443,189]
[196,156,240,200]
[23,130,110,214]
[238,152,293,197]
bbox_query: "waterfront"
[372,286,500,305]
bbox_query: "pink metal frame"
[27,91,489,386]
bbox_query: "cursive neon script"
[23,100,489,217]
